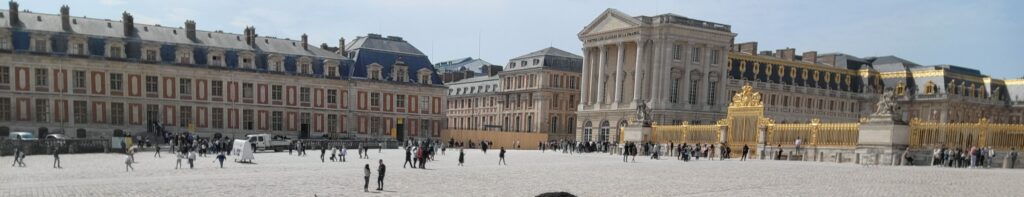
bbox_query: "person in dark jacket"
[376,159,386,191]
[741,144,750,161]
[458,149,466,166]
[403,148,413,168]
[498,147,507,165]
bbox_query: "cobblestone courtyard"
[2,149,1022,196]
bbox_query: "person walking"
[498,147,507,166]
[175,152,184,169]
[340,146,347,162]
[403,148,413,168]
[216,151,226,168]
[154,143,162,158]
[125,154,134,172]
[458,149,465,166]
[363,164,371,192]
[741,144,750,161]
[53,146,62,168]
[188,150,197,169]
[11,148,19,167]
[376,159,386,191]
[358,144,364,159]
[321,146,327,163]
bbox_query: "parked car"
[246,133,291,152]
[8,132,38,140]
[45,133,69,140]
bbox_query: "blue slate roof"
[346,34,443,85]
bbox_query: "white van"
[8,132,38,140]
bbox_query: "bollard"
[787,151,793,161]
[818,152,824,162]
[803,151,809,161]
[836,152,842,163]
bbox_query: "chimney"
[244,26,257,46]
[802,51,818,64]
[338,37,346,56]
[301,33,308,50]
[775,48,796,61]
[122,11,134,36]
[184,20,196,40]
[736,42,757,55]
[60,5,70,31]
[319,43,328,49]
[8,1,18,26]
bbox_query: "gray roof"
[868,56,921,72]
[1,10,344,59]
[344,34,424,56]
[513,47,582,60]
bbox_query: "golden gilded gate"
[653,83,861,157]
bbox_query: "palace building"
[0,3,446,140]
[576,9,1024,143]
[445,47,583,141]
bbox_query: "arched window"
[582,121,593,142]
[924,81,936,95]
[599,121,610,142]
[895,82,906,96]
[567,117,575,134]
[515,116,521,132]
[550,116,558,134]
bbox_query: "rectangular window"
[782,96,789,107]
[396,95,406,108]
[0,38,9,50]
[691,47,702,63]
[35,99,48,122]
[795,97,802,108]
[420,96,429,112]
[212,108,224,129]
[327,66,337,77]
[110,46,122,58]
[299,87,310,102]
[369,117,381,135]
[0,98,9,121]
[111,103,124,125]
[370,93,380,107]
[109,73,123,91]
[242,83,254,99]
[327,114,338,133]
[179,78,192,95]
[74,101,88,124]
[179,106,192,127]
[145,49,158,61]
[300,113,311,132]
[669,79,680,103]
[271,85,282,101]
[0,66,8,84]
[243,109,254,130]
[35,68,48,86]
[710,49,720,65]
[421,120,430,137]
[271,111,283,131]
[34,39,47,52]
[145,76,158,92]
[552,94,559,108]
[72,43,85,55]
[211,81,223,97]
[327,89,337,104]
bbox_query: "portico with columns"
[575,9,736,143]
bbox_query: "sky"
[16,0,1024,79]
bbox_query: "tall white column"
[632,40,645,105]
[596,45,607,106]
[579,47,591,107]
[613,42,625,105]
[650,41,665,106]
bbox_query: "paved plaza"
[2,149,1023,196]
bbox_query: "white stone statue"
[874,88,897,116]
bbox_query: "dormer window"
[68,36,88,55]
[924,81,936,95]
[417,68,433,84]
[32,38,48,52]
[0,30,10,50]
[145,49,158,61]
[326,65,337,77]
[208,49,225,66]
[533,59,540,65]
[269,54,284,72]
[509,62,515,68]
[520,61,527,67]
[105,39,125,58]
[368,63,383,80]
[895,82,905,96]
[176,47,194,64]
[298,57,312,75]
[239,52,256,69]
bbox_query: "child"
[216,152,226,168]
[458,149,465,166]
[125,154,134,172]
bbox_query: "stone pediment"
[579,8,641,36]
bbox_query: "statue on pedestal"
[873,88,901,122]
[635,99,651,127]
